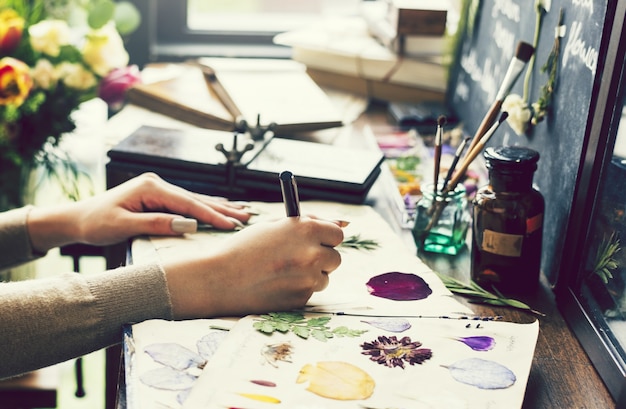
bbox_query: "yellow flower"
[57,62,97,90]
[0,57,32,106]
[28,20,71,57]
[0,9,24,54]
[82,23,129,76]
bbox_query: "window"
[127,0,362,67]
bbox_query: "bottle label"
[526,213,543,234]
[481,229,523,257]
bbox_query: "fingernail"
[243,208,260,216]
[334,219,350,228]
[231,200,252,207]
[227,216,246,231]
[171,218,198,233]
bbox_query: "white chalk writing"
[572,0,593,15]
[493,20,515,60]
[563,20,598,76]
[460,50,498,102]
[491,0,521,23]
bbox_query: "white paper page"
[141,201,472,317]
[183,315,539,409]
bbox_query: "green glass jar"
[412,182,470,255]
[471,146,544,295]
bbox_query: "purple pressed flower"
[456,336,496,351]
[366,272,433,301]
[361,335,432,368]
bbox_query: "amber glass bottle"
[471,146,544,295]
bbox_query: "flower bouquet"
[0,0,141,211]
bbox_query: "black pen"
[279,170,300,217]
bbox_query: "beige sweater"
[0,207,173,378]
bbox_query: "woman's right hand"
[163,216,344,319]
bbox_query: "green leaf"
[253,321,274,334]
[311,329,331,342]
[274,322,290,333]
[114,1,141,35]
[253,313,367,341]
[292,326,310,339]
[435,272,544,316]
[306,317,331,327]
[88,0,115,29]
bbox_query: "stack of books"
[274,0,455,104]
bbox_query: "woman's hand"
[28,173,252,252]
[164,216,344,318]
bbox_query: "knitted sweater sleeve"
[0,207,174,379]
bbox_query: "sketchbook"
[106,125,385,204]
[123,201,540,409]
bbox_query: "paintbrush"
[441,136,470,193]
[442,111,509,195]
[466,41,534,153]
[432,115,445,195]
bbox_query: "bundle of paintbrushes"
[424,111,509,232]
[413,40,533,253]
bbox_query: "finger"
[319,247,342,276]
[143,183,250,230]
[314,272,330,292]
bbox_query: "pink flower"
[98,65,142,110]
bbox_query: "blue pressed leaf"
[196,331,229,361]
[446,358,516,389]
[144,343,206,370]
[361,317,412,333]
[140,367,197,390]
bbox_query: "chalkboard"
[447,0,609,282]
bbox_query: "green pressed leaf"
[307,317,331,326]
[274,322,290,333]
[339,234,380,251]
[253,321,275,334]
[253,313,367,341]
[311,329,331,342]
[435,273,544,316]
[292,326,310,339]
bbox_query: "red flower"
[0,10,24,54]
[98,64,142,110]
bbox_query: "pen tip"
[499,111,509,122]
[437,115,447,127]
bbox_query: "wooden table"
[109,102,615,408]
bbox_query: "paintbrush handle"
[443,141,484,195]
[467,100,502,153]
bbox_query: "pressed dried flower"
[261,342,293,367]
[366,272,432,301]
[297,361,375,400]
[455,335,496,351]
[361,335,432,368]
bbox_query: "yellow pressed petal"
[237,392,281,404]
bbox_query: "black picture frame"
[554,0,626,403]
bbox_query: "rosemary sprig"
[339,234,380,251]
[436,273,545,316]
[253,312,367,342]
[591,231,621,284]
